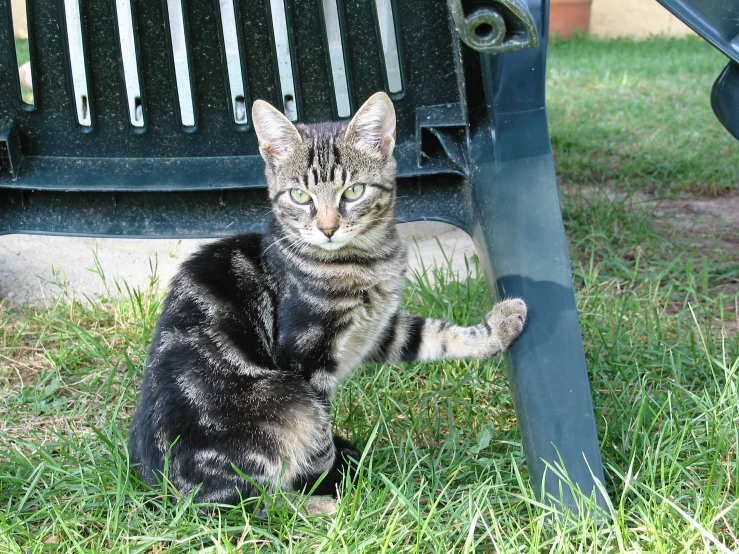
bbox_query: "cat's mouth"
[303,230,352,251]
[319,240,346,251]
[316,234,351,250]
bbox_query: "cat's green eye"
[342,184,365,201]
[290,189,312,204]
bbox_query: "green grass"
[548,35,739,195]
[13,38,33,104]
[14,38,30,66]
[1,36,738,551]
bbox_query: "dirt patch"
[656,195,739,333]
[563,186,739,255]
[651,193,739,251]
[0,348,46,386]
[563,186,739,332]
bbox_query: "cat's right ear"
[252,100,302,164]
[344,92,396,159]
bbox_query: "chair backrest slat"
[1,0,467,190]
[0,2,21,110]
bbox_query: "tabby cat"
[128,92,527,508]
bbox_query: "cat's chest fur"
[332,277,401,374]
[276,250,406,396]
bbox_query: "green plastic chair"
[0,0,608,514]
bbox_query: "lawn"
[548,35,739,195]
[1,36,738,552]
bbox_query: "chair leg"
[466,107,608,516]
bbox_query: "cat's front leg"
[376,298,527,363]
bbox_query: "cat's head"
[252,92,397,253]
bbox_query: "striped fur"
[128,93,527,508]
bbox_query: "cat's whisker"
[285,233,319,260]
[256,208,277,222]
[286,238,310,258]
[297,241,315,259]
[352,233,382,258]
[362,216,397,225]
[262,231,302,255]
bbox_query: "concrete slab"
[0,223,475,307]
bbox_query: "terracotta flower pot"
[550,0,592,38]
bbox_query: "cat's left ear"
[344,92,396,159]
[252,100,303,164]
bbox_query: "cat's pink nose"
[320,226,338,238]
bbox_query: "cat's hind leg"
[141,376,340,509]
[291,435,360,498]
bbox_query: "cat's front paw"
[487,298,527,350]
